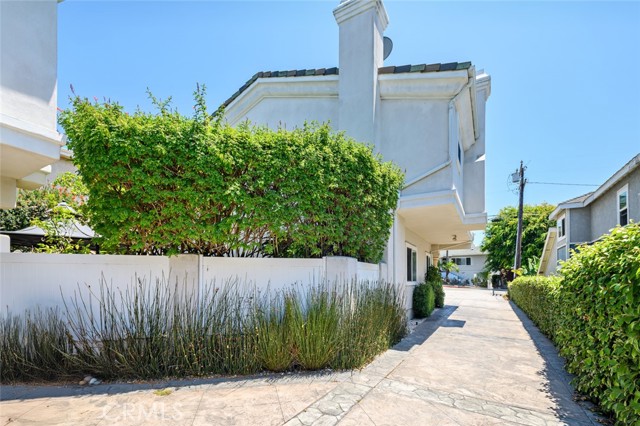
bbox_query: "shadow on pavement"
[393,304,458,352]
[509,301,605,425]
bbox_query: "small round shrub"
[412,283,435,319]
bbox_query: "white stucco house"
[440,246,488,283]
[539,153,639,276]
[222,0,491,294]
[0,0,64,210]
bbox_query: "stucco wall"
[590,169,640,240]
[0,0,58,131]
[1,254,394,317]
[377,99,450,196]
[233,96,338,131]
[568,207,591,244]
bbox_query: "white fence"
[0,253,399,316]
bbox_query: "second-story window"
[617,185,628,226]
[557,216,565,238]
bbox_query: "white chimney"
[333,0,388,145]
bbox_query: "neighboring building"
[0,0,64,209]
[440,246,488,283]
[539,154,640,276]
[222,0,491,289]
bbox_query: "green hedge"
[509,223,640,425]
[59,90,403,262]
[508,275,561,340]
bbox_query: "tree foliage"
[0,173,90,252]
[481,203,555,273]
[59,88,404,262]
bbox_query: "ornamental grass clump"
[332,281,406,369]
[255,296,294,372]
[0,277,407,382]
[0,308,74,382]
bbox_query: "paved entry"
[1,288,601,425]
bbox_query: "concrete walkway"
[0,287,602,426]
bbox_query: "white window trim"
[557,214,566,240]
[617,184,629,226]
[406,243,418,284]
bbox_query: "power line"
[528,181,598,187]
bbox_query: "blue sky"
[58,1,640,238]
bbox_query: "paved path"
[0,287,602,425]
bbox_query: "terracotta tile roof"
[222,61,472,108]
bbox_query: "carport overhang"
[398,189,486,250]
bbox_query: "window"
[557,215,565,238]
[617,185,629,226]
[557,245,567,265]
[450,257,471,266]
[457,143,462,164]
[406,246,417,282]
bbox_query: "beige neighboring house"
[439,246,488,283]
[539,153,640,276]
[222,0,491,290]
[1,0,64,210]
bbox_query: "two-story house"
[222,0,491,291]
[539,153,639,275]
[0,0,64,210]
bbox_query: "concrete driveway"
[0,287,602,425]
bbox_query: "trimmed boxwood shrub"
[412,283,435,319]
[509,223,640,425]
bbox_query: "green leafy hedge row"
[59,89,403,262]
[509,223,640,425]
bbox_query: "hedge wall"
[59,91,403,262]
[509,223,640,425]
[508,276,561,340]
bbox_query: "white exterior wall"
[202,257,326,294]
[0,253,171,316]
[0,254,391,316]
[224,78,339,129]
[453,254,487,282]
[378,98,451,196]
[0,0,63,208]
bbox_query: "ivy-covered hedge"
[509,223,640,425]
[59,90,403,262]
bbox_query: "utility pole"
[513,161,527,270]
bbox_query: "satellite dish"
[383,36,393,60]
